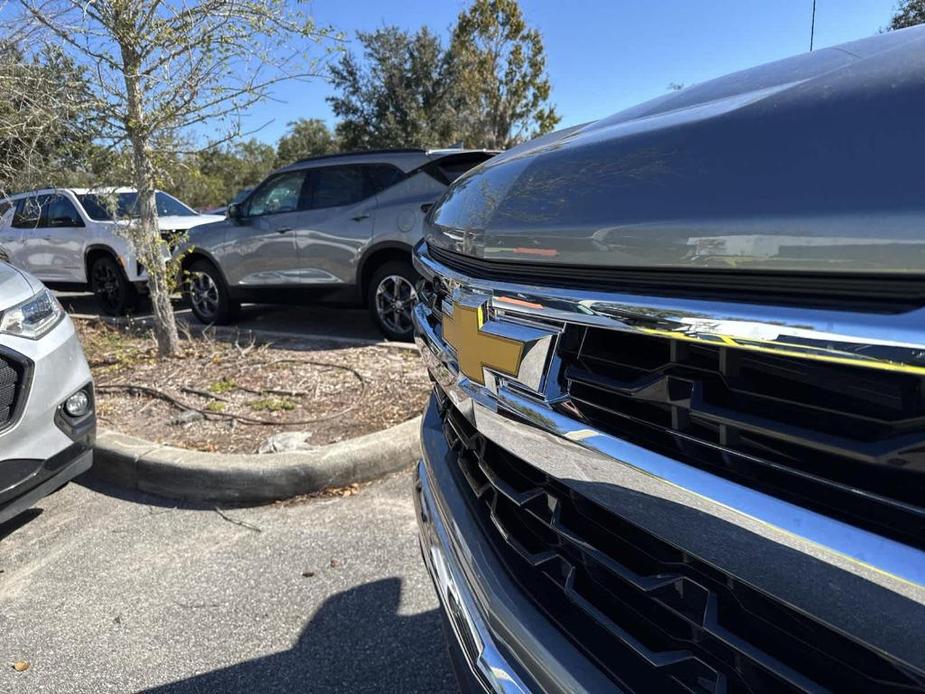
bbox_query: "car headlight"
[0,289,65,339]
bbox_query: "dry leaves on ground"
[77,320,430,454]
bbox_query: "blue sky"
[241,0,899,144]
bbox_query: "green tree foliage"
[328,27,460,149]
[0,47,98,194]
[12,0,333,355]
[327,1,558,151]
[275,118,338,166]
[888,0,925,29]
[168,139,277,209]
[449,0,559,149]
[164,122,338,209]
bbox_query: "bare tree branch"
[3,0,337,355]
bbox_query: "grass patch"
[248,397,296,413]
[205,401,226,412]
[209,378,237,394]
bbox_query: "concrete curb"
[90,416,422,503]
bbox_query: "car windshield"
[78,191,198,220]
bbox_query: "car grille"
[557,326,925,550]
[0,350,27,430]
[433,387,925,693]
[421,270,924,550]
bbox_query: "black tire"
[368,260,418,341]
[89,255,138,316]
[186,259,239,325]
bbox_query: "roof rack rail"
[292,148,427,165]
[4,186,58,197]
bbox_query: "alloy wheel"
[190,271,220,321]
[91,262,122,312]
[375,274,417,336]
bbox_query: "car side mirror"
[227,203,243,221]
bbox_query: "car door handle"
[276,227,293,233]
[351,214,370,222]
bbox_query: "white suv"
[0,188,222,314]
[0,261,95,525]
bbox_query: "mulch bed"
[77,319,431,454]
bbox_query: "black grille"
[0,350,26,429]
[558,326,925,550]
[433,389,925,693]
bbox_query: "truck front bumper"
[414,397,613,694]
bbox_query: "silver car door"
[5,196,43,275]
[0,199,23,266]
[293,165,376,285]
[35,194,87,282]
[222,171,307,287]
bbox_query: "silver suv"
[0,261,95,526]
[0,188,222,315]
[180,148,495,340]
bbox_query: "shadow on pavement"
[143,577,458,694]
[74,474,225,511]
[56,291,381,343]
[0,508,42,542]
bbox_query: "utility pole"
[810,0,817,51]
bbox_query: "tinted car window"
[365,164,405,193]
[153,192,197,216]
[247,172,307,216]
[78,191,198,220]
[434,152,496,183]
[41,195,84,228]
[77,195,114,220]
[12,196,43,229]
[308,166,370,209]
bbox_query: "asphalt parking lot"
[55,292,382,342]
[0,472,457,694]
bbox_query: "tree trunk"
[122,48,181,357]
[130,145,181,357]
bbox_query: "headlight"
[0,289,65,339]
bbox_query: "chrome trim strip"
[412,246,925,599]
[486,387,925,594]
[415,460,530,694]
[415,246,925,376]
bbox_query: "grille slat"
[0,352,25,430]
[567,365,925,461]
[436,395,925,693]
[560,326,925,548]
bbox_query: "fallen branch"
[264,357,367,384]
[88,358,121,368]
[96,382,363,426]
[214,507,262,533]
[180,386,228,402]
[233,384,309,397]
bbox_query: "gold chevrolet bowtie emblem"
[443,301,525,386]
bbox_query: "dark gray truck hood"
[427,25,925,275]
